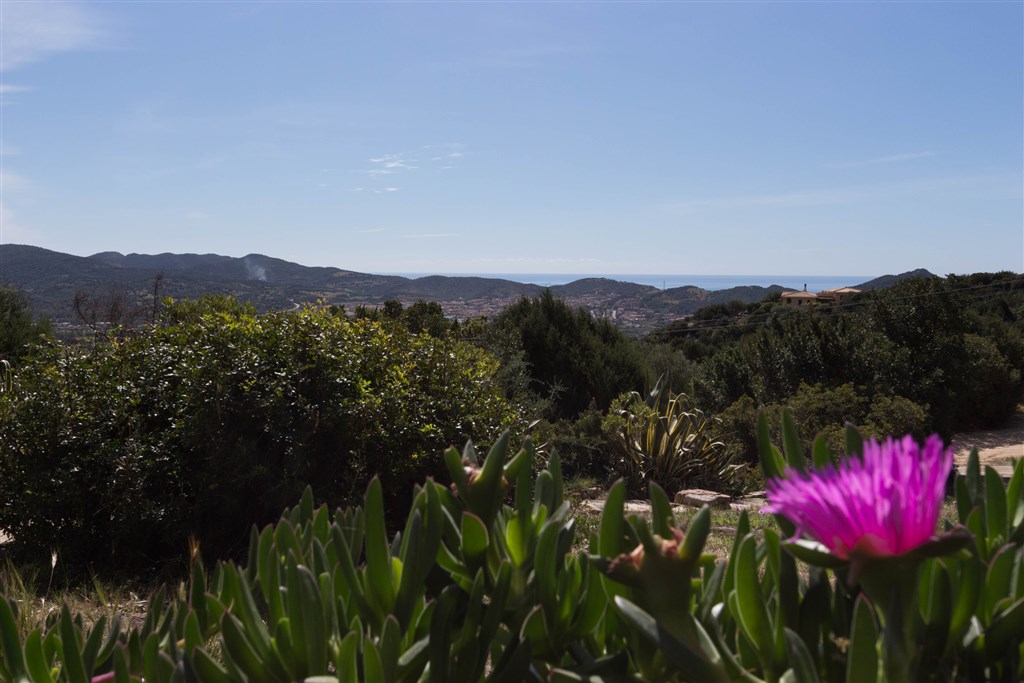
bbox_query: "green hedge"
[0,298,519,575]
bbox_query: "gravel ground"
[953,407,1023,478]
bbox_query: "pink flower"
[763,434,952,559]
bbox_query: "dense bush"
[0,298,519,574]
[353,299,458,339]
[488,290,649,420]
[718,383,930,465]
[528,407,613,483]
[694,275,1024,437]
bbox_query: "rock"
[673,489,731,508]
[729,493,767,512]
[579,498,690,518]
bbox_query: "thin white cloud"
[671,187,868,210]
[0,1,109,71]
[431,151,465,170]
[361,154,417,175]
[349,186,400,194]
[664,173,1019,212]
[824,152,937,169]
[0,171,28,191]
[406,233,459,239]
[0,205,36,243]
[0,84,30,94]
[358,146,465,181]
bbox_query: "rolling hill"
[0,244,932,333]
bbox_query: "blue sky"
[1,1,1021,277]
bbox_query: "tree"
[490,290,649,420]
[0,286,50,363]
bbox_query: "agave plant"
[607,379,739,497]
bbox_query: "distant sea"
[389,273,876,292]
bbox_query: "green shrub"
[692,275,1024,437]
[489,290,649,420]
[717,384,931,466]
[0,298,519,575]
[862,393,929,441]
[954,333,1023,427]
[529,406,614,483]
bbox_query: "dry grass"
[0,558,154,639]
[568,493,779,560]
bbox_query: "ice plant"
[763,434,952,558]
[764,433,971,683]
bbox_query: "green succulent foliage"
[1,420,1022,682]
[756,411,1024,682]
[950,450,1024,681]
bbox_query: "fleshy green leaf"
[758,413,786,480]
[614,596,728,683]
[784,627,819,683]
[681,506,710,562]
[648,482,673,538]
[843,425,864,459]
[733,534,776,671]
[781,409,806,473]
[846,595,878,683]
[24,630,53,683]
[811,434,832,469]
[0,598,26,680]
[782,539,847,569]
[599,480,627,558]
[364,478,396,615]
[985,466,1008,543]
[461,512,490,569]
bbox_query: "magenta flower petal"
[763,434,952,559]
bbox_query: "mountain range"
[0,244,935,333]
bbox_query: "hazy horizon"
[1,3,1021,275]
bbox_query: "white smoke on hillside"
[243,258,267,281]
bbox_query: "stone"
[729,493,767,512]
[673,489,731,508]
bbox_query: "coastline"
[381,273,877,292]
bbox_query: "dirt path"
[953,408,1024,466]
